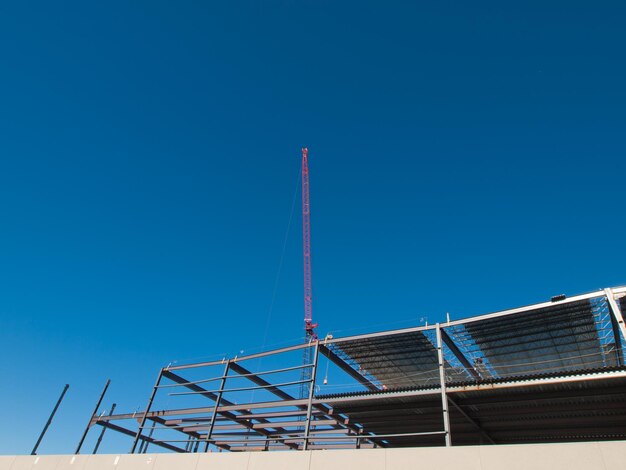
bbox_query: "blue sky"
[0,0,625,455]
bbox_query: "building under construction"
[64,285,626,455]
[8,152,626,469]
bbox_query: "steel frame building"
[75,286,626,454]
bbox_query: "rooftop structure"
[75,286,626,454]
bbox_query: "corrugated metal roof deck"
[313,290,626,446]
[329,331,470,389]
[328,295,621,392]
[322,370,626,446]
[464,298,607,377]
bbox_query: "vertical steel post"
[138,435,146,454]
[131,369,163,453]
[303,342,320,450]
[32,384,70,455]
[605,288,626,365]
[204,360,231,452]
[436,324,451,447]
[92,403,116,454]
[193,438,200,453]
[75,379,110,454]
[140,423,156,454]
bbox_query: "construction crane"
[300,147,318,398]
[301,147,318,342]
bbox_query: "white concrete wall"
[2,441,626,470]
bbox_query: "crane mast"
[301,147,317,341]
[300,148,318,399]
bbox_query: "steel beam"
[32,384,70,455]
[303,342,320,450]
[147,415,208,452]
[255,419,337,429]
[181,424,246,432]
[606,288,626,366]
[76,379,110,454]
[205,360,230,451]
[182,418,340,433]
[319,369,626,405]
[447,396,495,444]
[131,370,163,453]
[159,363,312,389]
[170,378,310,396]
[165,287,624,374]
[166,343,310,371]
[319,344,379,391]
[94,421,185,453]
[162,369,299,450]
[95,397,311,421]
[228,361,302,402]
[235,410,314,419]
[93,403,116,454]
[322,290,609,347]
[436,324,451,446]
[227,361,380,447]
[440,329,482,380]
[211,430,445,445]
[139,422,155,454]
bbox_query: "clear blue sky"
[0,0,624,455]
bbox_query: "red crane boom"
[301,148,318,340]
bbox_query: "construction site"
[5,149,625,470]
[0,148,626,470]
[2,0,624,465]
[74,284,626,455]
[6,283,626,470]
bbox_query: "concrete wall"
[2,441,626,470]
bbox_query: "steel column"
[140,423,156,453]
[93,403,116,454]
[32,384,70,455]
[303,342,319,450]
[76,379,110,454]
[605,288,626,365]
[436,323,451,447]
[131,369,163,453]
[204,360,231,452]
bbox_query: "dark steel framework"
[32,384,69,455]
[75,286,626,453]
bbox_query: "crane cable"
[248,164,301,403]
